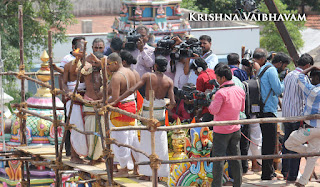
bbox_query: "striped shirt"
[60,53,75,69]
[298,73,320,127]
[282,67,309,117]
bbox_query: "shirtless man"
[111,55,176,180]
[82,52,105,165]
[119,50,140,82]
[107,52,140,177]
[63,41,87,164]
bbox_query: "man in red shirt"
[189,57,216,122]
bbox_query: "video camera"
[170,42,202,61]
[241,49,253,67]
[124,29,141,51]
[279,68,290,81]
[154,36,175,56]
[243,0,257,12]
[174,79,220,113]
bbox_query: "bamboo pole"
[0,157,33,161]
[18,5,26,147]
[12,103,64,110]
[25,161,30,185]
[110,114,320,131]
[137,152,320,165]
[18,5,29,186]
[110,138,149,158]
[101,57,113,185]
[0,35,5,152]
[48,31,61,187]
[0,72,60,76]
[20,108,98,136]
[149,90,158,187]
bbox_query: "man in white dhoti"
[111,55,176,179]
[107,53,140,177]
[82,52,105,165]
[63,41,88,164]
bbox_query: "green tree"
[281,0,320,13]
[257,0,305,59]
[0,1,75,102]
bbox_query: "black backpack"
[243,65,272,116]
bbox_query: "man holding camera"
[281,54,314,182]
[208,64,245,187]
[130,26,155,77]
[258,52,290,180]
[188,35,219,85]
[189,57,216,122]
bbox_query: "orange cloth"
[165,110,169,126]
[110,101,136,127]
[136,90,144,113]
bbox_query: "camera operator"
[189,57,217,122]
[187,35,219,85]
[168,83,195,122]
[125,26,155,77]
[208,64,245,187]
[154,36,176,80]
[154,35,192,85]
[172,37,203,89]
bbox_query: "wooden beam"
[264,0,299,64]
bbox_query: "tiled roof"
[65,15,117,34]
[305,15,320,30]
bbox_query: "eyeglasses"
[107,61,117,66]
[94,47,104,49]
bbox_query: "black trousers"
[240,124,250,173]
[259,112,277,180]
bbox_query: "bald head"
[253,48,268,66]
[107,52,122,64]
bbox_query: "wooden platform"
[13,145,320,186]
[13,145,166,186]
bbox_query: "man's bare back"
[109,67,137,102]
[144,72,172,100]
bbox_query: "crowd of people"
[54,26,320,187]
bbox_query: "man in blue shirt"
[258,52,290,180]
[285,65,320,187]
[227,53,248,82]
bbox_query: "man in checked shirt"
[285,65,320,187]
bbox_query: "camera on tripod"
[124,29,141,51]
